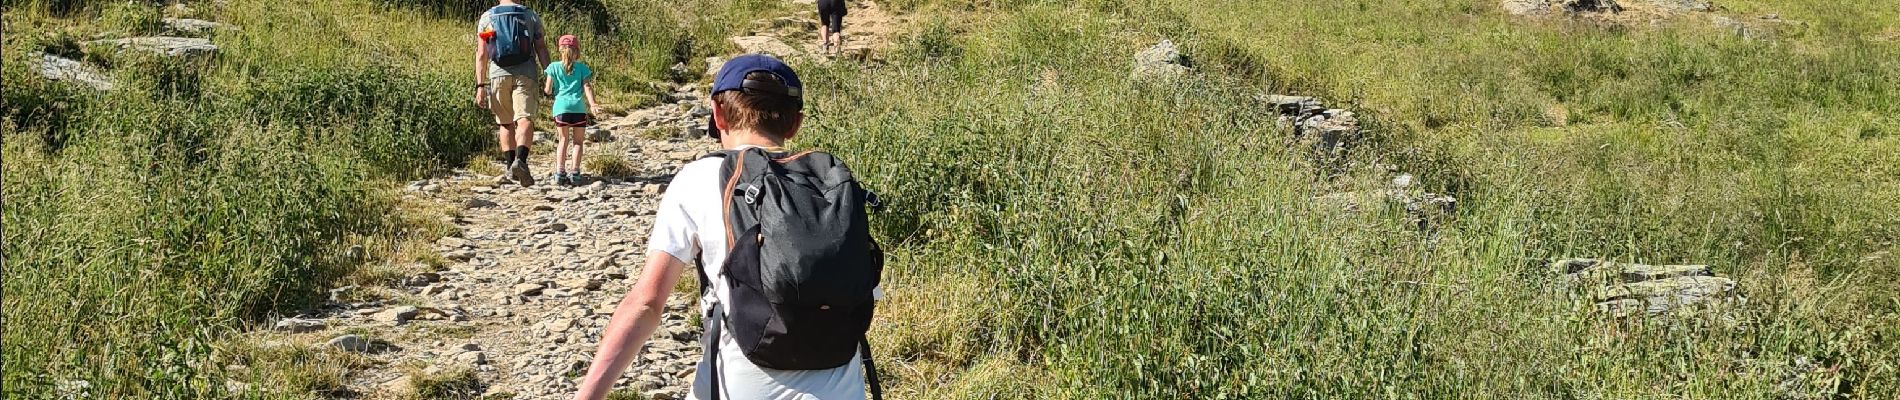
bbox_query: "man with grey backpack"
[573,54,886,400]
[473,0,549,186]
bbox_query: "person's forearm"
[584,85,600,109]
[537,42,552,70]
[573,293,667,399]
[475,43,489,84]
[573,251,685,400]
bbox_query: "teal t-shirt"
[545,61,594,115]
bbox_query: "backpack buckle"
[865,190,883,212]
[743,184,761,205]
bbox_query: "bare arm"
[573,250,689,400]
[583,79,601,114]
[535,34,552,72]
[474,37,490,107]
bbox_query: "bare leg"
[514,118,535,154]
[570,128,586,175]
[555,126,572,176]
[821,25,833,51]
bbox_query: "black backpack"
[485,5,537,67]
[697,147,885,399]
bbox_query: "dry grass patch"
[214,337,379,398]
[403,365,484,400]
[584,147,638,179]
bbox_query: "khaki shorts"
[486,74,541,125]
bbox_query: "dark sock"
[514,146,530,162]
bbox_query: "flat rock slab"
[1554,258,1742,317]
[88,36,218,59]
[32,53,116,91]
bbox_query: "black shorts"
[553,113,593,127]
[817,0,846,33]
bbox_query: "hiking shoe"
[565,172,583,186]
[510,158,535,187]
[549,171,565,186]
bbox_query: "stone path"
[301,82,722,399]
[245,2,908,399]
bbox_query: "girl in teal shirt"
[543,34,601,186]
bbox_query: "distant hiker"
[573,54,886,400]
[473,0,549,186]
[543,34,602,186]
[817,0,847,55]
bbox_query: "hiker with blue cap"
[574,54,887,400]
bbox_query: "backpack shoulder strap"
[701,303,726,400]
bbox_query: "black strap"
[861,340,884,400]
[701,303,724,400]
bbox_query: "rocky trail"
[236,1,1755,398]
[245,2,907,399]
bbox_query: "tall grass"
[788,0,1898,397]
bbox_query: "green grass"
[785,0,1899,398]
[5,0,1895,398]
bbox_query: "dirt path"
[731,0,908,63]
[241,2,909,400]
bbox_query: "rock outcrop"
[87,36,218,59]
[1552,258,1743,317]
[1132,40,1192,81]
[1504,0,1798,40]
[31,53,116,91]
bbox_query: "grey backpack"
[697,147,884,399]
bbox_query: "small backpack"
[697,147,885,399]
[485,5,537,67]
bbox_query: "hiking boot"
[509,158,535,187]
[549,171,565,186]
[565,172,582,186]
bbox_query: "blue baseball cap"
[706,54,803,140]
[711,54,803,100]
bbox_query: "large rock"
[374,306,420,324]
[1553,258,1742,317]
[1261,94,1323,116]
[1131,40,1191,81]
[1501,0,1553,15]
[31,53,116,91]
[87,36,218,59]
[1502,0,1622,15]
[1563,0,1622,13]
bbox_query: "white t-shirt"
[647,150,871,400]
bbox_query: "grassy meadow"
[788,0,1898,398]
[3,0,1895,398]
